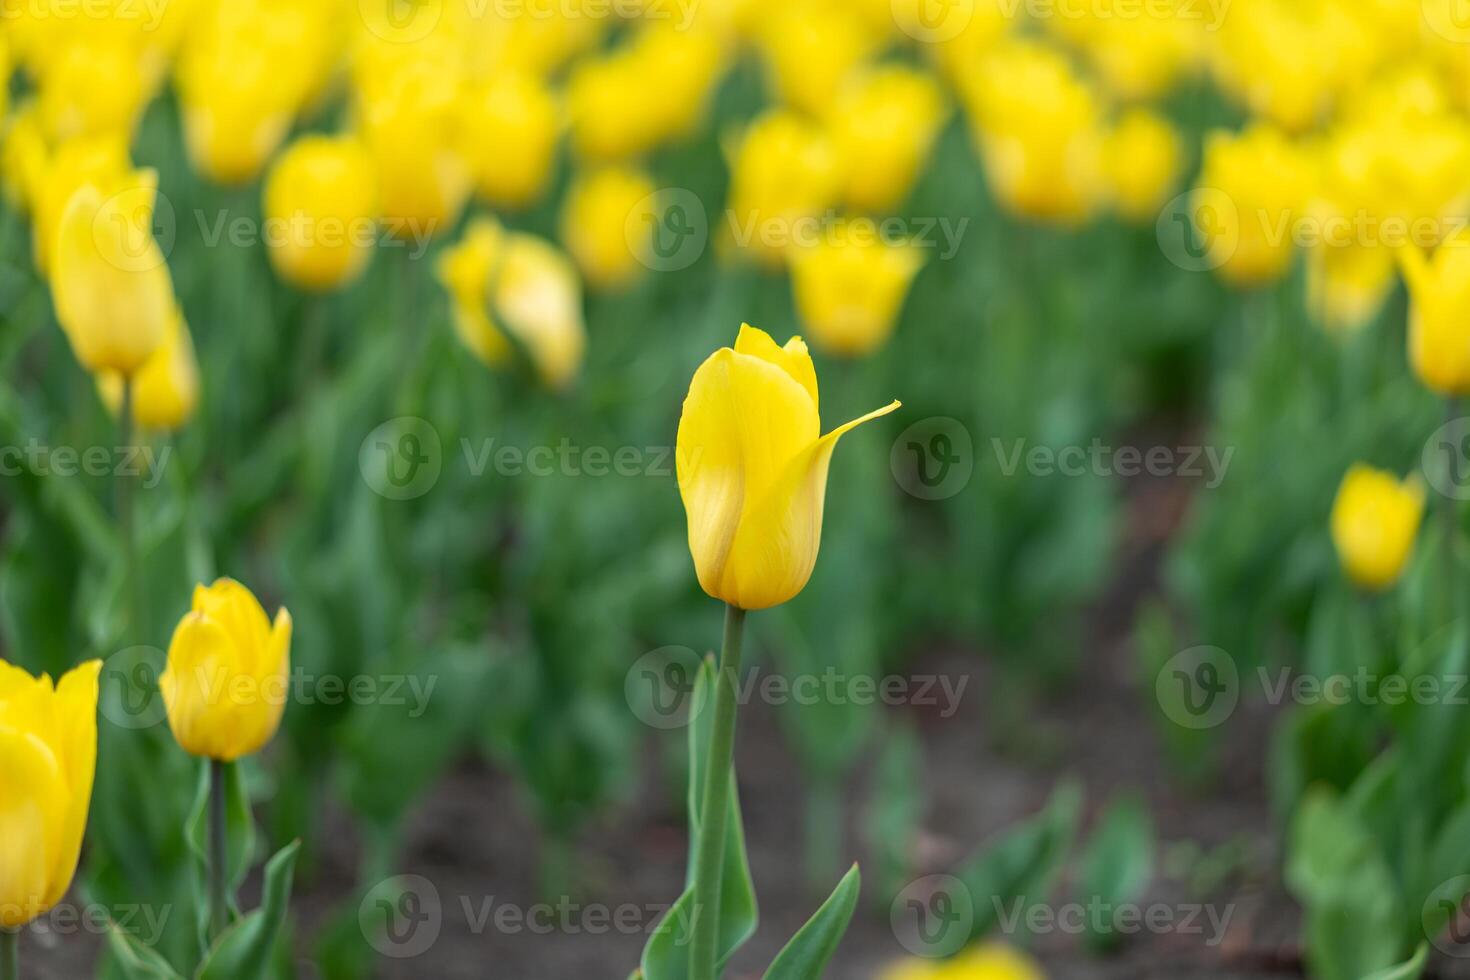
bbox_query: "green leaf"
[640,656,758,980]
[1361,944,1428,980]
[194,840,301,980]
[185,760,257,943]
[762,865,861,980]
[107,925,187,980]
[1077,795,1155,951]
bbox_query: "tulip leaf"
[107,924,187,980]
[1077,795,1155,951]
[194,840,301,980]
[762,864,861,980]
[185,759,257,942]
[1362,944,1428,980]
[640,656,757,980]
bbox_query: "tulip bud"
[462,71,562,210]
[1,103,49,213]
[1306,240,1395,335]
[0,659,101,928]
[263,135,379,293]
[50,169,174,376]
[561,166,658,291]
[97,308,200,431]
[160,579,292,762]
[789,221,924,357]
[676,324,899,610]
[757,3,876,116]
[30,134,129,278]
[1330,465,1424,591]
[1103,108,1183,224]
[1400,230,1470,396]
[37,37,147,143]
[726,110,845,269]
[831,66,948,213]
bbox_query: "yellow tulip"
[98,309,200,431]
[0,659,101,928]
[160,579,292,762]
[831,66,948,212]
[0,32,10,122]
[1330,465,1425,591]
[1051,0,1203,102]
[263,135,379,293]
[1400,230,1470,396]
[961,40,1106,226]
[1306,240,1395,335]
[1103,108,1183,224]
[36,37,147,143]
[726,110,845,269]
[435,218,586,388]
[909,0,1016,86]
[462,71,562,210]
[758,2,877,116]
[50,169,174,376]
[2,104,49,213]
[789,221,925,356]
[676,323,900,610]
[1192,124,1317,288]
[30,134,130,278]
[940,944,1049,979]
[561,167,659,291]
[631,22,726,147]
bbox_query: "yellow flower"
[160,579,292,762]
[634,22,726,144]
[30,134,129,278]
[0,659,101,929]
[567,53,657,162]
[1400,230,1470,396]
[726,110,845,269]
[676,323,900,610]
[1330,465,1425,591]
[36,37,147,143]
[831,66,948,212]
[1306,240,1395,335]
[561,167,659,291]
[1192,124,1317,288]
[98,308,200,431]
[961,40,1106,226]
[1052,0,1203,102]
[758,2,877,115]
[435,218,586,389]
[50,169,174,376]
[462,71,562,210]
[263,135,379,293]
[1103,108,1183,224]
[2,103,49,213]
[940,944,1049,979]
[789,221,925,356]
[0,32,10,121]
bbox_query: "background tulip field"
[10,0,1470,978]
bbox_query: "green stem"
[117,376,143,645]
[208,759,228,942]
[1446,397,1461,625]
[0,928,17,980]
[689,604,747,980]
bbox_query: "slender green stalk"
[1446,397,1462,624]
[0,928,17,980]
[690,604,746,980]
[208,759,229,942]
[117,376,144,645]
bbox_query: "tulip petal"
[44,661,99,909]
[0,725,68,927]
[494,233,586,389]
[677,346,823,606]
[194,579,272,675]
[734,323,819,410]
[720,400,900,609]
[161,612,257,762]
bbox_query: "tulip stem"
[1447,397,1462,623]
[208,759,229,942]
[690,604,746,980]
[117,376,144,645]
[0,928,17,980]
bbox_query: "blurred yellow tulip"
[2,104,49,213]
[1306,240,1395,335]
[877,943,1048,980]
[789,221,925,356]
[463,72,562,210]
[1103,108,1183,224]
[0,659,101,929]
[263,135,380,293]
[758,2,877,115]
[567,53,657,161]
[631,22,726,146]
[726,110,845,268]
[1330,465,1425,591]
[50,170,174,376]
[1400,230,1470,397]
[435,218,587,388]
[0,32,10,122]
[831,66,948,212]
[1050,0,1203,102]
[962,40,1106,225]
[676,323,900,610]
[98,309,200,431]
[31,135,130,278]
[36,37,147,143]
[160,579,292,763]
[561,167,659,291]
[1193,124,1317,288]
